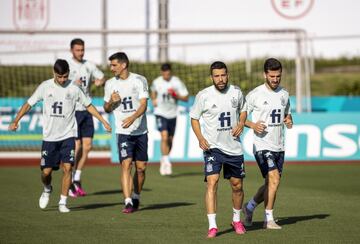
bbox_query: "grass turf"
[0,163,359,243]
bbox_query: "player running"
[242,58,293,229]
[9,59,111,213]
[190,61,247,238]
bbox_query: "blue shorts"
[203,148,245,181]
[254,150,285,178]
[40,137,75,170]
[155,115,177,136]
[75,110,94,139]
[117,134,148,162]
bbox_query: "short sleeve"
[137,76,149,99]
[285,97,291,115]
[176,79,189,97]
[189,92,204,120]
[27,83,45,106]
[245,92,254,114]
[90,63,104,80]
[103,80,112,103]
[77,87,91,107]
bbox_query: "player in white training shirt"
[9,59,111,213]
[67,38,105,197]
[190,61,247,238]
[151,63,189,175]
[103,52,149,214]
[242,58,293,230]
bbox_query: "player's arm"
[174,93,189,102]
[122,98,147,128]
[284,114,293,129]
[150,90,158,107]
[191,118,210,151]
[8,103,32,131]
[86,104,111,132]
[103,91,121,113]
[245,119,267,134]
[232,111,247,137]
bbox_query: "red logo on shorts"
[13,0,50,30]
[271,0,314,20]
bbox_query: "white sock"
[207,213,217,229]
[125,197,133,206]
[44,184,52,193]
[232,208,241,222]
[247,198,258,212]
[132,193,140,200]
[59,195,67,205]
[74,170,82,182]
[265,209,274,222]
[162,155,170,164]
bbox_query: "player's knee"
[41,170,52,177]
[136,165,146,173]
[83,143,92,153]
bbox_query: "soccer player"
[242,58,293,229]
[190,61,247,238]
[103,52,149,214]
[150,63,189,175]
[8,59,111,213]
[67,38,105,197]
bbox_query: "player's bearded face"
[264,69,282,90]
[211,68,229,91]
[110,60,127,77]
[71,44,85,62]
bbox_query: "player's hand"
[122,116,135,128]
[284,116,293,129]
[110,91,121,103]
[232,122,244,138]
[254,120,267,134]
[198,137,210,151]
[103,121,112,133]
[8,122,19,131]
[167,88,177,98]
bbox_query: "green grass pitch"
[0,163,359,243]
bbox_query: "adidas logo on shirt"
[212,104,217,109]
[263,101,268,105]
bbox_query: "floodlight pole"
[101,0,108,67]
[158,0,168,62]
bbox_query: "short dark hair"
[210,61,227,75]
[161,63,171,71]
[53,59,69,75]
[264,58,282,73]
[70,38,85,48]
[108,52,129,68]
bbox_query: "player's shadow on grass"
[217,214,330,236]
[70,202,123,211]
[91,188,152,196]
[242,214,330,232]
[140,202,195,211]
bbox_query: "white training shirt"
[190,85,247,156]
[104,72,149,135]
[27,78,91,141]
[68,58,104,111]
[151,75,189,119]
[246,84,291,152]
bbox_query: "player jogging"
[9,59,111,213]
[242,58,293,229]
[103,52,149,214]
[190,61,247,238]
[150,63,189,175]
[67,38,105,197]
